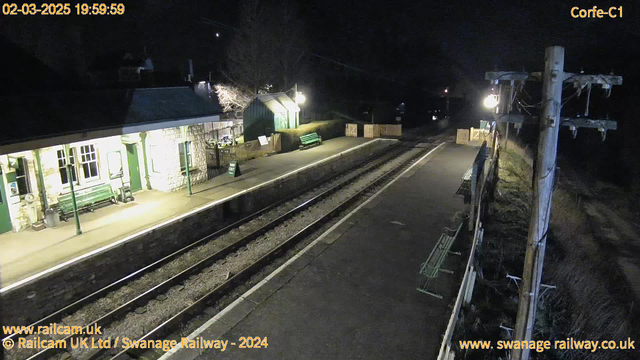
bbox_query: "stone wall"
[146,125,207,192]
[1,139,393,325]
[1,125,210,232]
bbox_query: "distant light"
[432,115,437,121]
[483,94,499,108]
[198,81,206,84]
[295,93,306,104]
[216,32,220,38]
[444,88,448,94]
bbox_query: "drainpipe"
[140,132,152,190]
[34,149,48,211]
[181,126,192,196]
[64,144,82,235]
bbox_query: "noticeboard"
[228,161,241,177]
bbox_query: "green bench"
[416,222,463,299]
[58,183,117,221]
[299,132,322,150]
[456,165,474,198]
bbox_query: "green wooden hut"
[242,93,300,141]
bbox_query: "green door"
[126,144,142,192]
[0,170,13,233]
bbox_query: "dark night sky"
[1,0,639,93]
[2,0,640,185]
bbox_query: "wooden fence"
[345,123,358,137]
[206,134,281,178]
[470,127,491,142]
[437,131,500,360]
[363,124,402,138]
[364,124,381,138]
[456,129,470,145]
[380,124,402,136]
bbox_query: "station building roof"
[255,93,300,114]
[0,87,222,153]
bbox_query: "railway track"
[5,132,444,360]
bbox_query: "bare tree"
[272,0,307,91]
[214,84,252,115]
[224,0,277,95]
[224,0,307,95]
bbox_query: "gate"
[345,123,358,137]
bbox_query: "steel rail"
[3,137,406,347]
[108,141,437,360]
[23,139,422,360]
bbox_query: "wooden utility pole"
[485,51,622,360]
[512,46,564,360]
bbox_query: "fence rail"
[206,134,281,174]
[437,130,500,360]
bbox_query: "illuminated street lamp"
[295,92,306,104]
[483,94,499,109]
[444,87,449,116]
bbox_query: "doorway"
[125,144,142,192]
[0,170,13,233]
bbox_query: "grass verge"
[453,148,637,360]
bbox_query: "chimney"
[188,59,194,83]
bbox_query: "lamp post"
[287,83,306,127]
[444,88,449,117]
[64,144,82,235]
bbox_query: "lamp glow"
[483,94,499,108]
[295,93,306,104]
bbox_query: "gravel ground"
[8,139,436,360]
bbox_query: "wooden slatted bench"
[299,132,322,150]
[58,183,117,221]
[416,222,463,299]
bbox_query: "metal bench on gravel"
[416,222,463,299]
[299,132,322,150]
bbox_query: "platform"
[0,137,389,289]
[165,143,478,360]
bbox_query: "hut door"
[0,169,13,233]
[126,144,142,192]
[274,112,288,130]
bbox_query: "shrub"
[277,119,346,152]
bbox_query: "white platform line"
[159,141,446,359]
[1,138,395,293]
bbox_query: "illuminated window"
[57,148,78,185]
[80,144,100,180]
[178,142,192,172]
[15,157,31,195]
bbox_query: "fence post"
[469,161,477,232]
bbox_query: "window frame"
[14,157,31,196]
[79,144,100,181]
[178,141,193,172]
[148,144,161,173]
[57,148,78,186]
